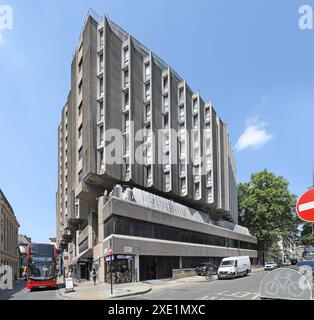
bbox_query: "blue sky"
[0,0,313,242]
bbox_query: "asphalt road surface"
[0,280,61,300]
[123,271,269,300]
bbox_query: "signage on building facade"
[124,246,132,253]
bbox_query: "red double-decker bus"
[26,243,57,290]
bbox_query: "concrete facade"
[0,189,20,279]
[56,10,256,282]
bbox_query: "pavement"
[0,279,61,300]
[57,278,152,300]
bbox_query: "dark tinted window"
[104,216,257,251]
[30,244,54,257]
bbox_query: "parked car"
[195,262,217,276]
[264,261,277,271]
[217,256,251,279]
[289,260,314,277]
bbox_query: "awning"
[69,248,93,265]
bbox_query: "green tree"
[238,169,299,264]
[266,243,281,261]
[300,223,314,246]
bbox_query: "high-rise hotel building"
[56,11,257,282]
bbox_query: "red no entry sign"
[296,188,314,222]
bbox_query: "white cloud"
[235,115,273,151]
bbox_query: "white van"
[218,256,251,279]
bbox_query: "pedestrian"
[91,268,97,285]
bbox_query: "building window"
[192,98,198,113]
[206,155,211,170]
[205,107,210,121]
[144,144,152,164]
[144,104,151,122]
[164,152,170,170]
[192,115,198,128]
[180,178,186,194]
[124,113,129,132]
[164,131,169,148]
[178,105,184,122]
[163,114,169,130]
[146,165,152,185]
[179,160,186,175]
[78,80,83,94]
[144,123,151,143]
[99,101,104,120]
[194,147,200,163]
[99,78,104,97]
[163,76,168,91]
[124,156,130,173]
[194,182,200,199]
[207,187,212,202]
[207,171,212,185]
[163,95,169,112]
[99,54,104,73]
[78,102,83,116]
[179,140,186,158]
[99,30,104,47]
[99,125,104,144]
[193,131,199,146]
[100,149,104,170]
[178,87,184,104]
[78,147,83,161]
[78,170,83,182]
[205,138,210,152]
[78,58,83,73]
[124,90,130,109]
[78,125,83,138]
[124,68,129,85]
[124,134,129,155]
[194,165,200,182]
[123,47,129,63]
[164,172,170,190]
[144,63,151,80]
[179,123,185,139]
[144,83,151,101]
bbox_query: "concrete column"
[179,256,182,269]
[134,255,140,282]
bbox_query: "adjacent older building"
[0,189,20,279]
[57,10,257,282]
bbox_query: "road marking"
[231,292,251,298]
[250,294,260,300]
[200,295,209,300]
[299,201,314,212]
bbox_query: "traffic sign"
[296,188,314,222]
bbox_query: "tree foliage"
[300,223,314,246]
[238,169,299,258]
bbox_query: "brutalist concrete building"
[56,10,257,283]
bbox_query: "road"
[123,271,268,300]
[0,280,62,300]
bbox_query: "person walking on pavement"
[91,268,97,286]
